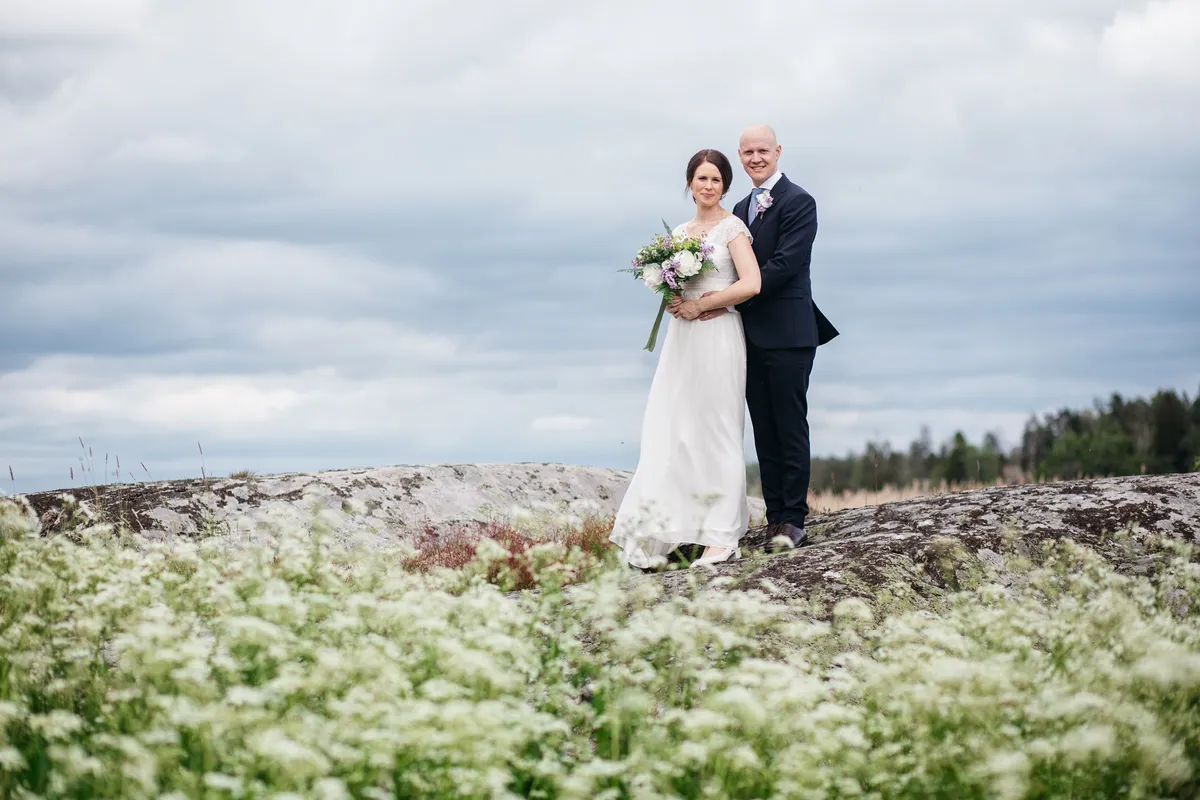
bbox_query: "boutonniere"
[754,190,774,218]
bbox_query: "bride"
[609,148,762,569]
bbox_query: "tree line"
[748,387,1200,495]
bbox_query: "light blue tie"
[748,188,764,223]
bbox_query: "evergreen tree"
[1149,390,1192,473]
[749,387,1199,493]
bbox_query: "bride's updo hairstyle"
[685,149,734,199]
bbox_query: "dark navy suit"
[733,174,838,529]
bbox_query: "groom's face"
[739,133,781,184]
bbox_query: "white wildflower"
[313,777,351,800]
[225,686,271,707]
[1138,730,1193,785]
[0,746,26,771]
[1132,642,1200,688]
[28,710,83,740]
[1059,724,1117,764]
[677,740,708,764]
[571,498,602,515]
[832,596,875,624]
[48,744,104,777]
[247,728,330,778]
[0,701,22,725]
[555,513,584,529]
[203,772,245,796]
[978,750,1030,800]
[834,724,869,750]
[223,615,286,648]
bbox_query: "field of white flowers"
[2,496,1199,799]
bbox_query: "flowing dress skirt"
[609,304,749,568]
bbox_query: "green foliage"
[759,387,1200,495]
[1,509,1199,798]
[1024,388,1200,479]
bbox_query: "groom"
[705,124,839,547]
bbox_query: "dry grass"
[807,479,1015,514]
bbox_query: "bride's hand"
[674,300,703,321]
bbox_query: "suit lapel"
[749,174,792,236]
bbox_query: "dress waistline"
[683,279,734,299]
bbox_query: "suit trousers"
[746,342,816,528]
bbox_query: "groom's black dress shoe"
[758,522,807,550]
[779,522,808,548]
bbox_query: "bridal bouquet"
[621,221,716,351]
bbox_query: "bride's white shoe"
[690,546,740,568]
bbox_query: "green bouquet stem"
[644,296,671,352]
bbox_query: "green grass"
[1,496,1199,798]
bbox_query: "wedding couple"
[610,124,839,569]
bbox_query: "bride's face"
[690,161,724,208]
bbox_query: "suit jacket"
[733,174,839,349]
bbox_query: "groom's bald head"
[738,124,781,186]
[739,124,778,148]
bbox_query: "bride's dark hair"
[685,149,733,199]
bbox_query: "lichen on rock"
[659,472,1200,611]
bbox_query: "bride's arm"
[673,234,761,319]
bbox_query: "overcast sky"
[2,0,1198,494]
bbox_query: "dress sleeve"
[716,216,753,245]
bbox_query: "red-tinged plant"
[405,516,617,591]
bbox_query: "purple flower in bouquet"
[662,267,679,290]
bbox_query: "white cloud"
[0,0,151,38]
[1100,0,1200,84]
[531,415,598,433]
[110,134,233,165]
[6,236,438,325]
[0,0,1196,493]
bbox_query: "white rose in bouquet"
[674,250,701,278]
[641,264,664,289]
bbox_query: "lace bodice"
[672,215,752,298]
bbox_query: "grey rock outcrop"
[9,462,767,549]
[8,465,1197,610]
[661,472,1200,607]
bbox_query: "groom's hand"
[697,292,728,321]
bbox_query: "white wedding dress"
[610,215,752,568]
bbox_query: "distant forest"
[748,388,1200,495]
